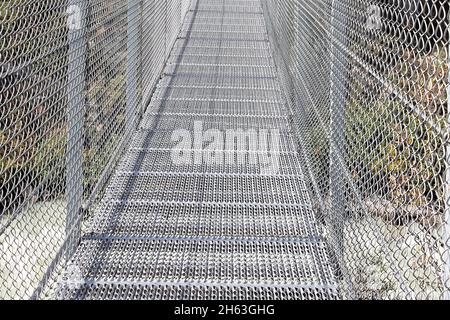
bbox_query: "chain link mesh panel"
[0,0,190,299]
[2,0,449,300]
[263,0,449,299]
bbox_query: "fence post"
[329,0,348,270]
[127,0,141,134]
[444,33,450,300]
[66,0,86,260]
[178,0,182,34]
[445,129,450,300]
[164,0,168,58]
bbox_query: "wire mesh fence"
[1,0,449,300]
[0,0,190,299]
[262,0,450,299]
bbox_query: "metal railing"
[0,0,191,299]
[1,0,449,299]
[263,0,449,299]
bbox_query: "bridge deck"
[59,0,339,300]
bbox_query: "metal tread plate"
[179,31,268,42]
[183,24,267,33]
[87,201,320,239]
[126,132,297,154]
[171,46,271,57]
[195,0,261,6]
[186,11,264,19]
[157,77,280,91]
[188,17,266,27]
[146,99,286,116]
[164,63,275,78]
[67,239,334,284]
[153,85,282,102]
[58,239,338,300]
[59,281,339,300]
[115,149,306,175]
[167,55,275,69]
[192,11,263,16]
[102,172,309,204]
[173,38,270,50]
[169,54,273,66]
[139,113,290,130]
[194,6,263,14]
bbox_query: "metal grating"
[58,0,340,300]
[86,202,320,240]
[59,239,338,300]
[60,283,339,300]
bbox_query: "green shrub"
[346,47,447,220]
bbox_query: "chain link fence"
[1,0,449,300]
[0,0,191,299]
[263,0,449,299]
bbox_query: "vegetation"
[346,29,448,226]
[1,2,68,220]
[0,2,129,220]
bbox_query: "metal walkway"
[59,0,339,300]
